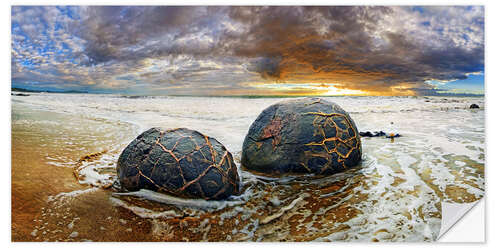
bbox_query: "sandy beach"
[11,93,484,242]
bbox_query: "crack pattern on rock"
[117,128,239,200]
[301,110,361,174]
[241,97,362,176]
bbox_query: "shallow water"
[11,93,484,241]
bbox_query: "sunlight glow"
[253,83,370,96]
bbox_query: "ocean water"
[11,93,484,242]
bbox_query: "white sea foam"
[109,197,180,219]
[47,187,99,202]
[112,189,248,211]
[260,193,309,225]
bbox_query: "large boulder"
[241,97,362,176]
[117,128,239,200]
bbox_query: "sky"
[11,6,484,96]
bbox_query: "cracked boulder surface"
[241,97,362,176]
[117,128,239,200]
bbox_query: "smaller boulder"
[360,131,387,137]
[470,104,480,109]
[360,131,374,137]
[117,128,240,200]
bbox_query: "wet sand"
[11,106,150,241]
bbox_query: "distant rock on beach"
[117,128,239,200]
[241,97,362,176]
[470,104,480,109]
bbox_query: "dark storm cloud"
[11,6,484,95]
[247,57,283,80]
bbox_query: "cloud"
[11,6,484,95]
[223,6,484,94]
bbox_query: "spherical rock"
[117,128,239,200]
[469,104,480,109]
[241,97,362,176]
